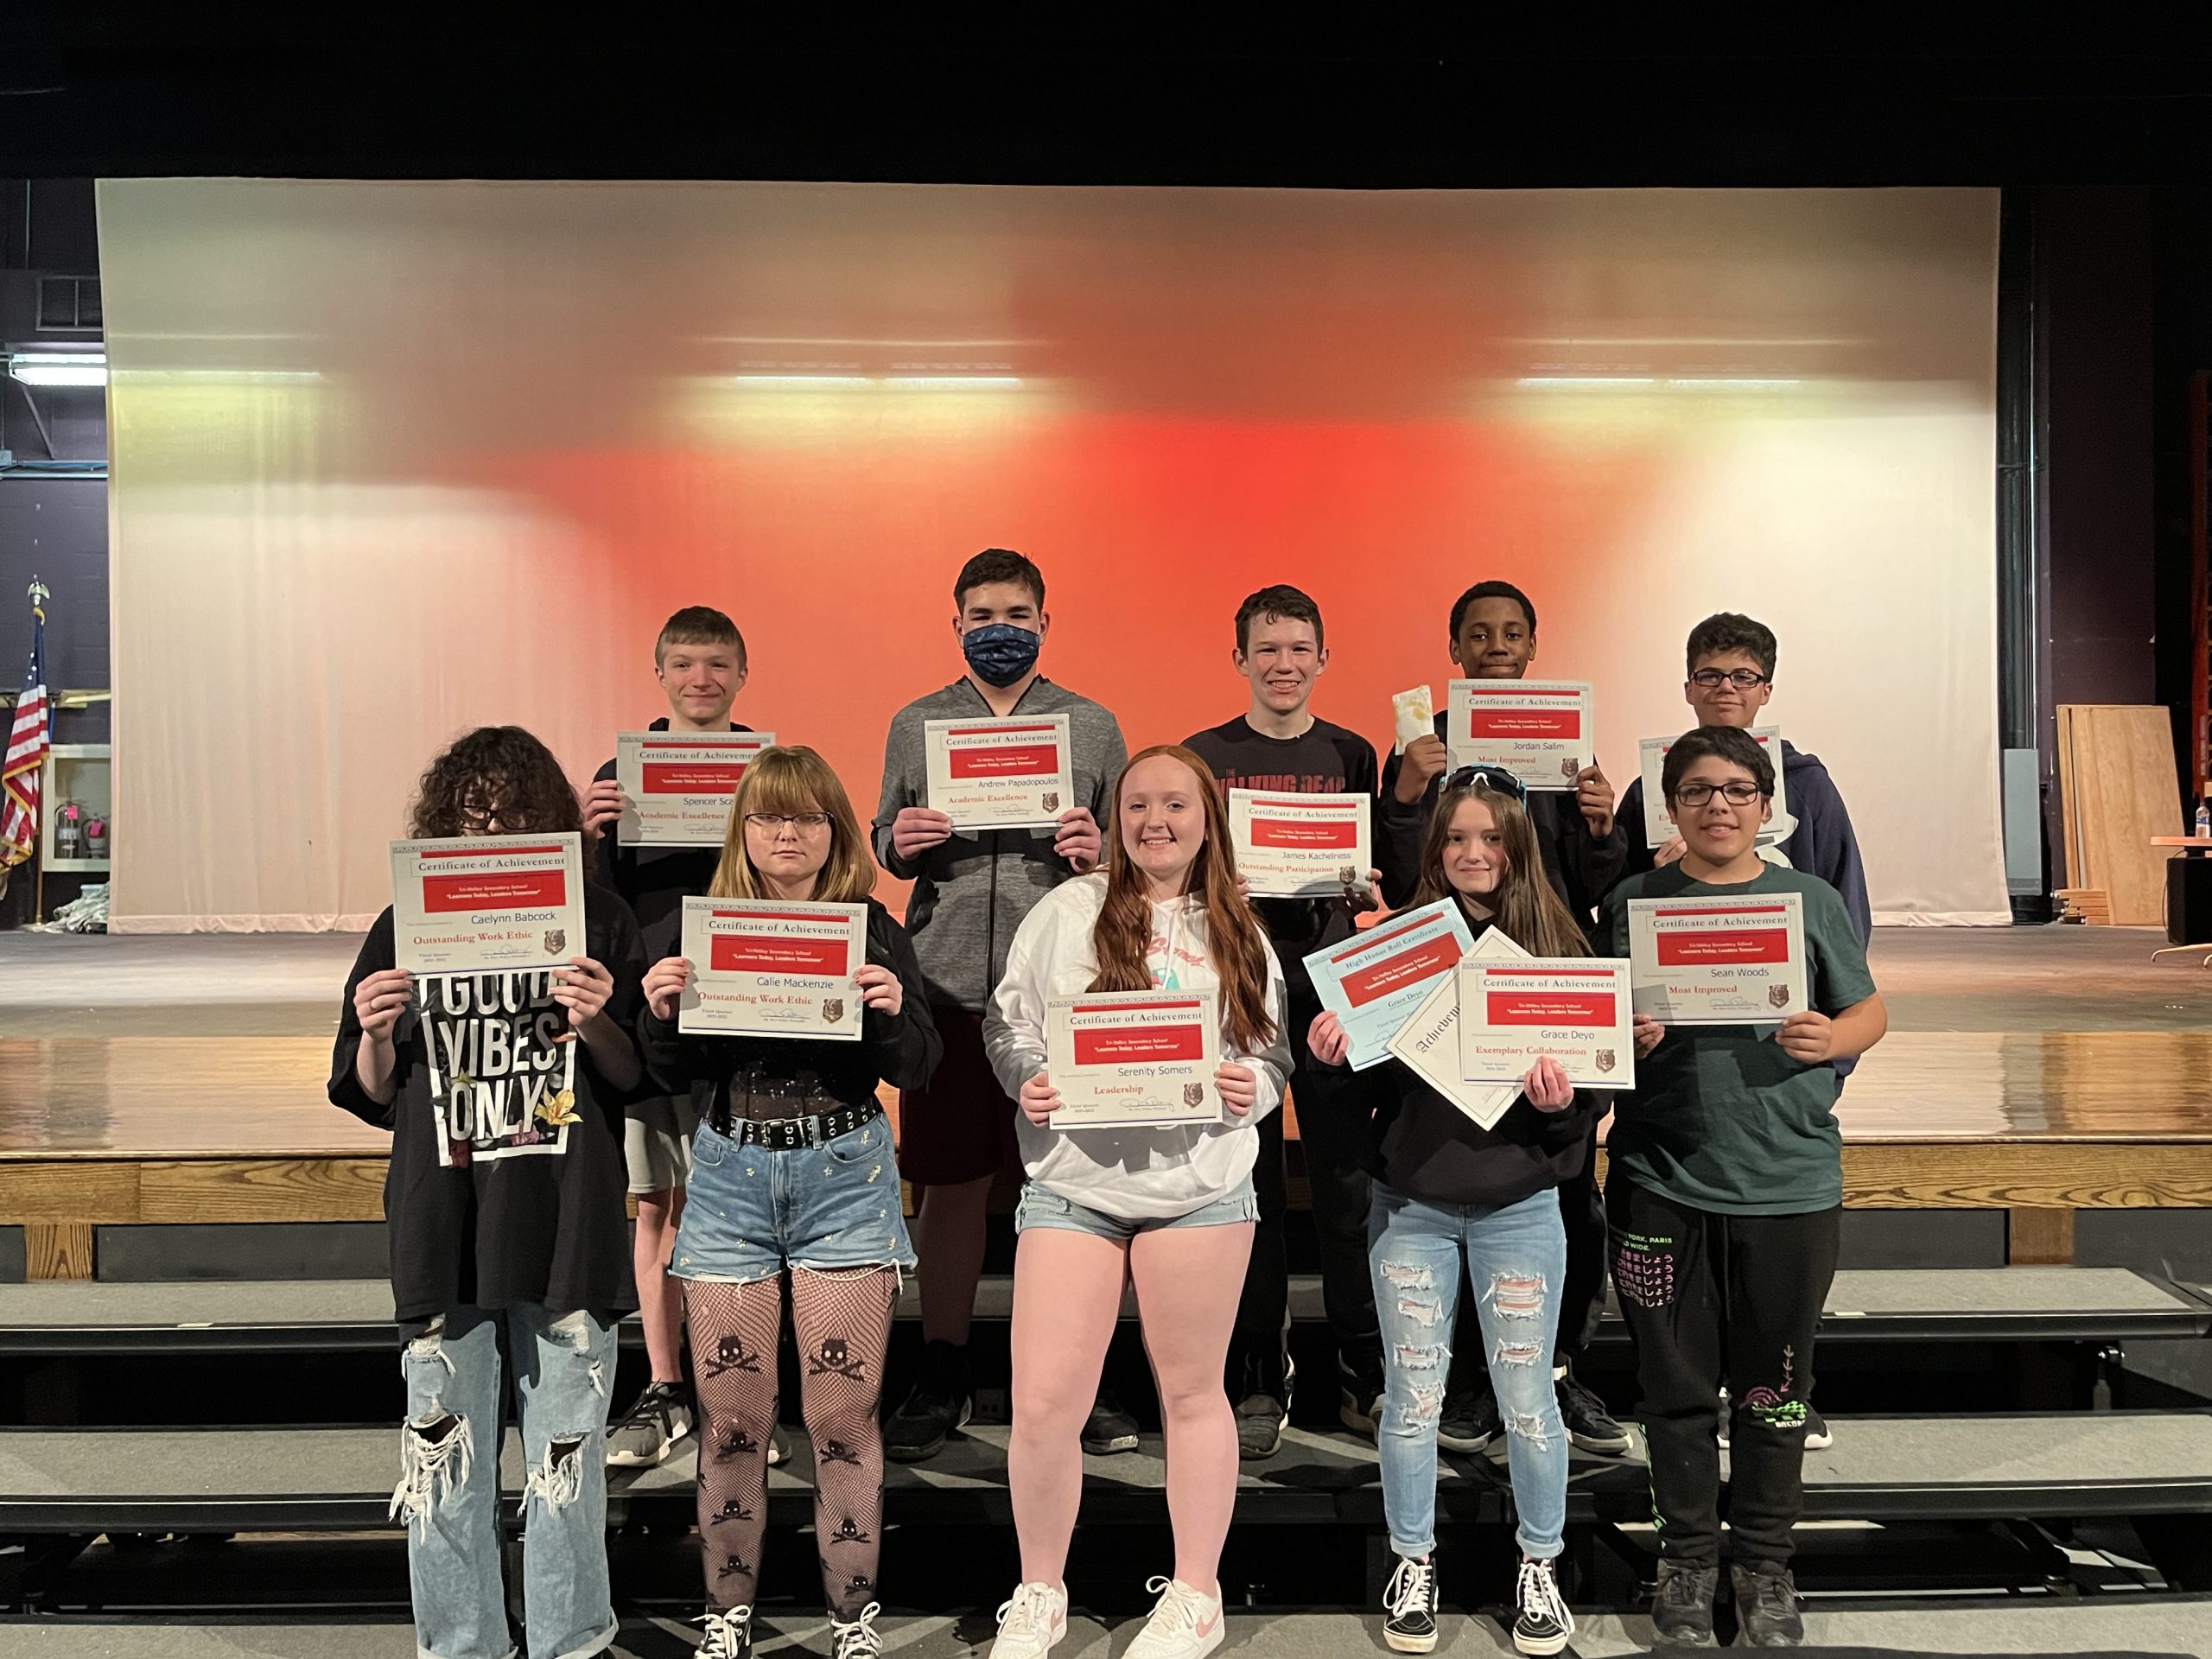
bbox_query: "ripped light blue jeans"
[1368,1185,1567,1560]
[396,1303,620,1659]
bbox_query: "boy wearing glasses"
[1618,613,1871,948]
[1600,726,1885,1649]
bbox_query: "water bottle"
[2196,799,2209,840]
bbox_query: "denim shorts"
[671,1109,917,1285]
[1014,1177,1260,1243]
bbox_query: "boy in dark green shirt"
[1599,727,1886,1649]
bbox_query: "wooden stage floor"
[2,925,2209,1274]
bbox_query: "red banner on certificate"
[1626,893,1808,1024]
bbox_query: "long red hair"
[1089,745,1277,1055]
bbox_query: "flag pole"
[28,578,48,925]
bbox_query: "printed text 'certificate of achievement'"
[1388,926,1529,1131]
[1229,790,1371,898]
[1045,988,1223,1130]
[391,833,586,975]
[1447,680,1594,791]
[1636,727,1786,848]
[1456,959,1636,1090]
[616,730,777,846]
[1626,893,1807,1025]
[678,898,868,1039]
[1304,898,1477,1071]
[925,714,1074,831]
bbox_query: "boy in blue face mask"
[872,547,1130,1464]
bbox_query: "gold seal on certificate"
[1455,958,1635,1089]
[925,713,1075,830]
[1044,988,1223,1130]
[390,832,586,975]
[1626,893,1808,1025]
[616,730,776,846]
[1387,926,1529,1131]
[1447,680,1593,790]
[678,898,868,1039]
[1228,789,1370,898]
[1637,726,1787,848]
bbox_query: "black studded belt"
[725,1100,881,1151]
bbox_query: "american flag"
[2,598,48,869]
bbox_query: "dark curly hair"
[408,726,582,839]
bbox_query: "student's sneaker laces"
[831,1601,884,1659]
[1386,1556,1434,1618]
[694,1605,752,1659]
[1517,1559,1575,1638]
[996,1582,1058,1639]
[1140,1575,1209,1637]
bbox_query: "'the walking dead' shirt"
[330,883,646,1322]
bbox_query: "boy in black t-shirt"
[1185,584,1388,1452]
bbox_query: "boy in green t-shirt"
[1599,727,1886,1649]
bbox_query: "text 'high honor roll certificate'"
[1626,893,1808,1025]
[1456,959,1636,1090]
[1304,897,1478,1071]
[925,714,1075,830]
[391,833,586,975]
[616,730,777,846]
[1447,680,1594,791]
[1228,790,1371,898]
[678,898,868,1039]
[1046,988,1223,1129]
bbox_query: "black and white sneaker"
[605,1380,692,1467]
[1382,1554,1439,1654]
[1512,1556,1574,1656]
[1802,1405,1834,1451]
[1436,1380,1501,1454]
[884,1339,972,1464]
[694,1604,753,1659]
[1555,1369,1632,1455]
[1233,1389,1287,1459]
[1081,1385,1141,1456]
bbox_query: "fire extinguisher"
[55,800,83,861]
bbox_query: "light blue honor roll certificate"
[1303,898,1477,1071]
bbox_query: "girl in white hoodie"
[982,744,1290,1659]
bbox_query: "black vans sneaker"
[1080,1385,1141,1455]
[1435,1378,1501,1454]
[1555,1368,1632,1455]
[1512,1556,1574,1656]
[1651,1559,1719,1648]
[1382,1554,1439,1654]
[883,1339,971,1464]
[1730,1560,1805,1647]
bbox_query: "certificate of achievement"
[1229,790,1371,898]
[616,730,777,847]
[391,833,586,975]
[1304,898,1478,1071]
[1447,680,1594,791]
[1456,959,1636,1090]
[1636,726,1787,848]
[1388,926,1529,1131]
[1626,893,1808,1025]
[1045,988,1224,1130]
[677,898,868,1039]
[925,714,1075,830]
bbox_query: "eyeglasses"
[1689,668,1771,690]
[1445,765,1528,801]
[744,812,832,832]
[1669,781,1765,807]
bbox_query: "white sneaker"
[989,1580,1069,1659]
[1122,1576,1225,1659]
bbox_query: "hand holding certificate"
[1626,893,1808,1024]
[677,898,869,1039]
[1448,680,1594,791]
[616,730,776,846]
[1304,898,1478,1070]
[391,833,586,976]
[1229,790,1371,899]
[925,714,1076,831]
[1456,958,1636,1089]
[1041,988,1224,1129]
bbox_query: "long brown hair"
[1090,745,1277,1054]
[1411,780,1591,958]
[707,746,877,905]
[410,727,582,839]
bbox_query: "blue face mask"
[962,622,1041,688]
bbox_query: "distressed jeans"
[1368,1184,1568,1560]
[395,1303,620,1659]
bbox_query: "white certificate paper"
[1626,893,1808,1025]
[925,714,1075,830]
[1388,926,1529,1131]
[1304,898,1478,1071]
[1456,958,1636,1089]
[1636,726,1787,849]
[391,833,587,975]
[1447,680,1594,791]
[616,730,777,846]
[678,898,868,1039]
[1045,988,1223,1129]
[1229,790,1371,898]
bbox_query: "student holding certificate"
[981,747,1289,1659]
[582,605,759,1471]
[872,549,1130,1465]
[638,746,939,1659]
[329,726,645,1659]
[1183,583,1389,1459]
[1308,771,1593,1657]
[1599,728,1886,1650]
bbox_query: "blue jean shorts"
[671,1109,917,1285]
[1014,1177,1260,1243]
